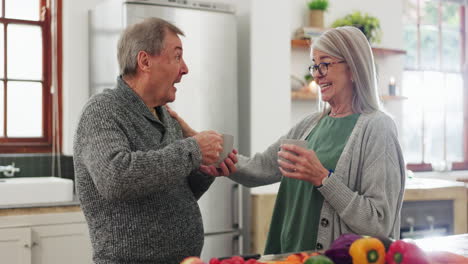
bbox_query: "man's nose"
[181,58,188,75]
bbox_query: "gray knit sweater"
[230,111,406,249]
[73,77,214,264]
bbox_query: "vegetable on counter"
[349,237,385,264]
[303,255,334,264]
[271,252,320,264]
[373,236,394,252]
[324,233,361,264]
[385,240,429,264]
[285,252,311,263]
[209,256,265,264]
[181,256,266,264]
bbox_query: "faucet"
[0,162,20,177]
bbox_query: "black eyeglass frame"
[309,61,346,76]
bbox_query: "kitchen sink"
[0,177,74,206]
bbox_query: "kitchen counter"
[403,177,467,235]
[250,178,468,254]
[0,196,81,216]
[415,234,468,257]
[258,234,468,262]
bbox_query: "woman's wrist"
[316,169,333,188]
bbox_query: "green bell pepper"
[303,255,335,264]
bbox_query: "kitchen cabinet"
[32,223,91,264]
[0,208,92,264]
[0,227,31,264]
[402,178,467,237]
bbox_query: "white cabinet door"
[0,227,32,264]
[32,223,93,264]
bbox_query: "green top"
[264,113,360,254]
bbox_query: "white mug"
[279,139,307,171]
[215,134,234,167]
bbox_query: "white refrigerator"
[89,0,250,261]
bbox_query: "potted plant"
[307,0,329,28]
[331,11,382,44]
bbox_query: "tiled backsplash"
[0,154,74,181]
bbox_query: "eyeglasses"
[309,61,346,76]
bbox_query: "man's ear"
[137,51,151,73]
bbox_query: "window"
[0,0,61,153]
[402,0,466,171]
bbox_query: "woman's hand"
[199,150,238,176]
[277,144,329,186]
[165,105,198,137]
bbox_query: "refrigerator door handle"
[232,234,240,255]
[231,184,239,229]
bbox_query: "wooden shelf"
[371,47,407,56]
[292,90,408,102]
[291,90,318,100]
[291,39,311,48]
[291,39,407,56]
[381,95,408,101]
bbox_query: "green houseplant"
[307,0,329,28]
[308,0,329,11]
[331,11,382,44]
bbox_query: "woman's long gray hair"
[312,26,381,116]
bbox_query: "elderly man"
[74,18,228,263]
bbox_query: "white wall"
[62,0,291,156]
[62,0,107,155]
[248,1,291,154]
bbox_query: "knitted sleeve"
[228,113,321,187]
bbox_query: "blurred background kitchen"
[0,0,467,263]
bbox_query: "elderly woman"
[170,26,406,253]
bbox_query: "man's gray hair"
[117,17,184,76]
[312,26,382,115]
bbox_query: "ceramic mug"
[215,134,234,167]
[279,139,307,171]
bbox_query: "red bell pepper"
[385,240,430,264]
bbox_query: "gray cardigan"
[230,111,406,250]
[73,77,214,264]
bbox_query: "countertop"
[0,196,81,216]
[405,177,466,189]
[259,234,468,262]
[415,234,468,257]
[251,176,467,195]
[0,198,80,210]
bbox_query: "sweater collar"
[115,76,166,125]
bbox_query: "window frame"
[0,0,62,153]
[404,0,467,171]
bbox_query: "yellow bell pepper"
[349,237,385,264]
